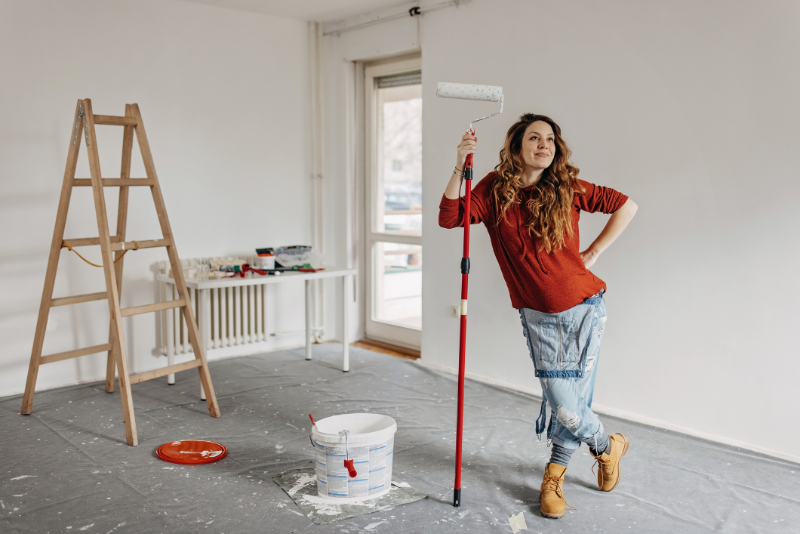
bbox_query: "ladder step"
[74,179,154,187]
[51,292,108,307]
[110,239,170,252]
[62,237,165,250]
[129,360,201,384]
[93,115,137,126]
[63,236,122,248]
[41,343,113,365]
[120,299,185,317]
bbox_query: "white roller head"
[436,82,503,103]
[436,82,504,128]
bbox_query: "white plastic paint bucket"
[310,413,396,501]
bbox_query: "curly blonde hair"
[492,113,585,253]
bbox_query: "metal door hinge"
[71,103,89,147]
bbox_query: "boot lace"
[592,454,614,485]
[541,476,576,510]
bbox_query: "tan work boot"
[591,433,630,492]
[539,462,574,519]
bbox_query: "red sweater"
[438,173,629,313]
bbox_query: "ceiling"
[177,0,414,22]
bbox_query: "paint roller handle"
[462,126,475,181]
[455,130,477,173]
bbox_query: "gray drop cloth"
[273,464,427,525]
[0,343,798,533]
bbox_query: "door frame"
[363,56,423,349]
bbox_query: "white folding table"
[156,267,356,398]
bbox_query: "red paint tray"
[156,440,227,465]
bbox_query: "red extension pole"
[453,145,474,508]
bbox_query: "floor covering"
[1,343,799,533]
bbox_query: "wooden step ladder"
[21,99,220,446]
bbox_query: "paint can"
[310,413,396,501]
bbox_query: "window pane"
[376,82,422,236]
[373,242,421,330]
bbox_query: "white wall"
[0,0,310,397]
[322,0,800,461]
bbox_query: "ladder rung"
[51,292,108,307]
[110,239,170,252]
[93,115,137,126]
[129,360,201,384]
[41,343,113,365]
[120,299,185,317]
[74,179,154,187]
[63,236,123,248]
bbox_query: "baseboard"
[3,339,308,398]
[415,359,800,465]
[204,339,303,361]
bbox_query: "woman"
[438,113,638,519]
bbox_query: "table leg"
[305,279,313,360]
[200,288,209,401]
[342,275,350,372]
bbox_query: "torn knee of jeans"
[556,406,580,429]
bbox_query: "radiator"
[160,283,269,356]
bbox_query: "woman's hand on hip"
[455,132,477,171]
[580,248,599,269]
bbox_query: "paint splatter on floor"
[274,464,427,525]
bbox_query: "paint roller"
[436,82,504,508]
[436,82,504,130]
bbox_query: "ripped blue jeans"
[519,290,607,453]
